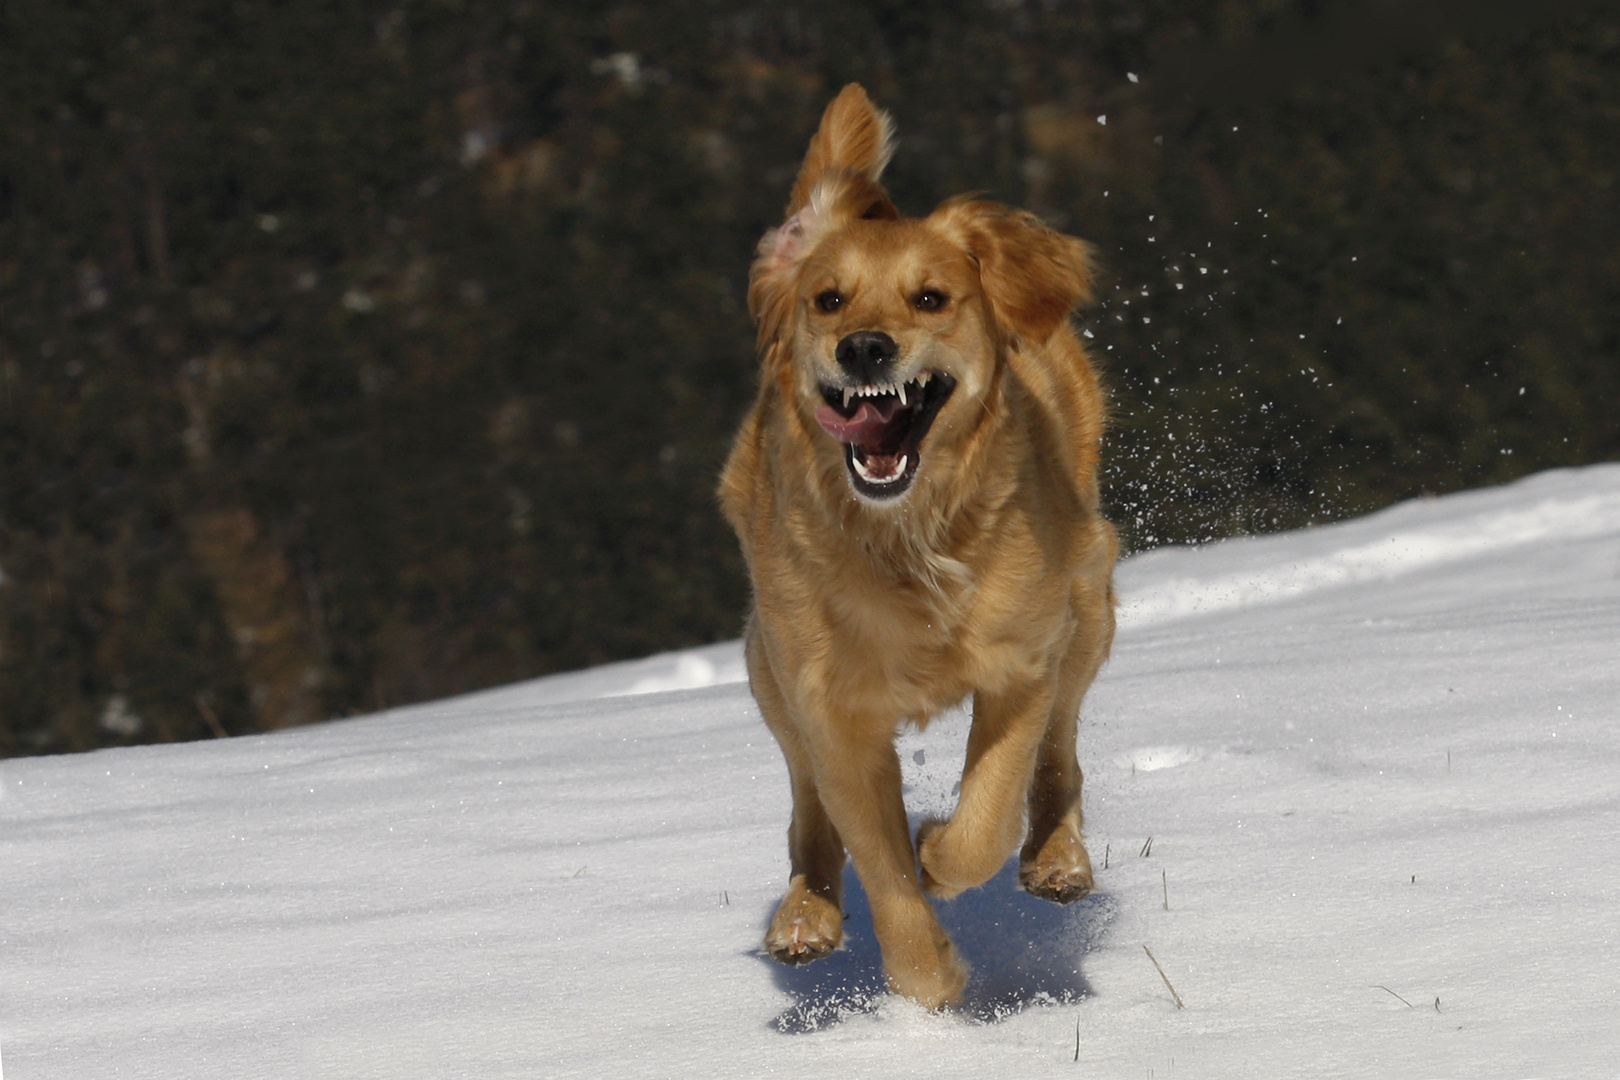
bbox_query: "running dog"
[720,84,1116,1008]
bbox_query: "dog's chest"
[817,562,1050,716]
[826,604,974,718]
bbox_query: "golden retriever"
[719,84,1117,1009]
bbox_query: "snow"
[3,464,1619,1079]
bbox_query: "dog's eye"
[915,290,948,312]
[815,290,844,313]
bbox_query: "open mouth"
[811,370,957,499]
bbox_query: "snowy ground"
[4,464,1619,1079]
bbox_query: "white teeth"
[833,375,932,408]
[852,453,908,485]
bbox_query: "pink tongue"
[813,399,902,444]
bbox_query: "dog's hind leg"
[749,630,846,966]
[1020,574,1114,903]
[1018,677,1093,903]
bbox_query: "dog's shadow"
[763,849,1116,1032]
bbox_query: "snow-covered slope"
[4,465,1618,1079]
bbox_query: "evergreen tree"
[2,0,1615,756]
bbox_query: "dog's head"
[749,84,1093,505]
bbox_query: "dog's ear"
[783,83,897,219]
[750,85,899,336]
[930,197,1094,344]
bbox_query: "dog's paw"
[915,819,968,901]
[764,878,843,966]
[1020,839,1095,903]
[1020,822,1095,903]
[1020,860,1094,904]
[885,936,969,1011]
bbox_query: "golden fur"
[719,84,1117,1009]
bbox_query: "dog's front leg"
[807,722,967,1008]
[918,676,1056,899]
[748,625,964,1005]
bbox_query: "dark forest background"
[2,0,1616,756]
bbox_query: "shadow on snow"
[763,846,1116,1032]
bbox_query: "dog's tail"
[785,83,895,217]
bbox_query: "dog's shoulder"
[1003,325,1107,513]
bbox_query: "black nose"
[835,331,899,384]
